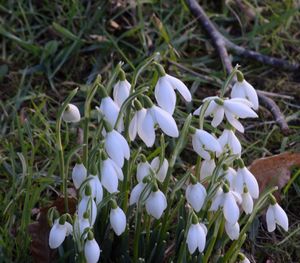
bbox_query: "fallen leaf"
[249,152,300,199]
[28,196,77,263]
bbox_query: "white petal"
[224,100,258,118]
[210,188,223,211]
[84,239,101,263]
[129,182,146,205]
[231,82,246,99]
[62,104,81,123]
[72,163,87,189]
[166,74,192,102]
[78,196,97,225]
[139,110,155,147]
[186,224,198,254]
[110,207,126,236]
[225,221,240,240]
[242,167,259,199]
[223,192,239,225]
[101,160,119,193]
[49,221,67,249]
[239,80,259,110]
[211,106,224,127]
[242,192,253,214]
[151,106,179,137]
[228,130,242,155]
[196,129,222,153]
[129,112,138,141]
[113,130,130,160]
[266,205,276,232]
[274,203,289,231]
[235,169,244,195]
[151,157,168,182]
[186,183,207,212]
[196,223,206,252]
[200,159,216,180]
[136,161,152,182]
[110,158,124,181]
[113,80,131,107]
[89,175,103,205]
[145,190,167,219]
[98,97,121,129]
[224,167,237,190]
[155,76,176,114]
[225,111,244,133]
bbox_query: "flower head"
[49,216,73,249]
[84,233,101,263]
[236,164,259,199]
[218,129,242,156]
[110,204,126,236]
[225,221,240,240]
[185,181,207,212]
[72,163,87,189]
[266,201,288,232]
[101,157,123,193]
[113,79,131,107]
[186,219,207,254]
[145,188,167,219]
[62,103,81,123]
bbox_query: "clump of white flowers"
[49,60,289,262]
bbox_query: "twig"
[186,0,290,135]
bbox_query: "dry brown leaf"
[249,152,300,199]
[28,197,77,263]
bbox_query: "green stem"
[133,207,142,263]
[220,64,239,97]
[56,88,78,212]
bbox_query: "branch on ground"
[186,0,291,135]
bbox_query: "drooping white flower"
[266,202,289,232]
[87,175,103,205]
[200,158,216,180]
[223,167,237,190]
[136,161,152,182]
[145,189,167,219]
[110,205,126,236]
[62,103,81,123]
[49,218,73,249]
[78,187,97,225]
[96,96,124,132]
[192,129,222,160]
[150,157,168,182]
[155,73,192,114]
[225,221,240,240]
[241,189,253,214]
[105,129,130,167]
[72,163,87,189]
[113,79,131,107]
[210,187,242,225]
[186,221,207,254]
[231,75,259,110]
[101,157,123,193]
[84,237,101,263]
[129,182,146,205]
[236,165,259,199]
[218,129,242,156]
[74,213,90,238]
[194,97,258,133]
[186,182,207,212]
[129,108,147,142]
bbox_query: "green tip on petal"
[134,100,143,111]
[236,158,245,168]
[110,199,118,209]
[189,126,196,134]
[222,183,230,193]
[269,194,277,205]
[236,70,244,82]
[119,68,126,81]
[153,62,166,77]
[87,230,94,240]
[142,95,154,108]
[214,98,224,106]
[85,184,92,196]
[59,214,67,225]
[190,174,197,185]
[192,212,198,224]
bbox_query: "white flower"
[241,190,253,214]
[218,129,242,156]
[186,222,207,254]
[150,157,168,182]
[194,97,258,133]
[266,203,289,232]
[192,129,222,159]
[78,191,97,225]
[84,238,101,263]
[96,97,123,132]
[241,257,250,263]
[223,167,237,190]
[62,103,81,123]
[155,74,192,114]
[129,108,147,142]
[105,130,130,167]
[87,175,103,205]
[231,79,259,110]
[49,219,72,249]
[145,189,167,219]
[101,158,123,193]
[200,159,216,180]
[110,206,126,236]
[136,105,179,147]
[72,163,87,189]
[225,221,240,240]
[129,182,146,205]
[236,166,259,199]
[210,187,242,225]
[186,182,207,212]
[113,79,131,107]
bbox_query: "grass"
[0,0,300,262]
